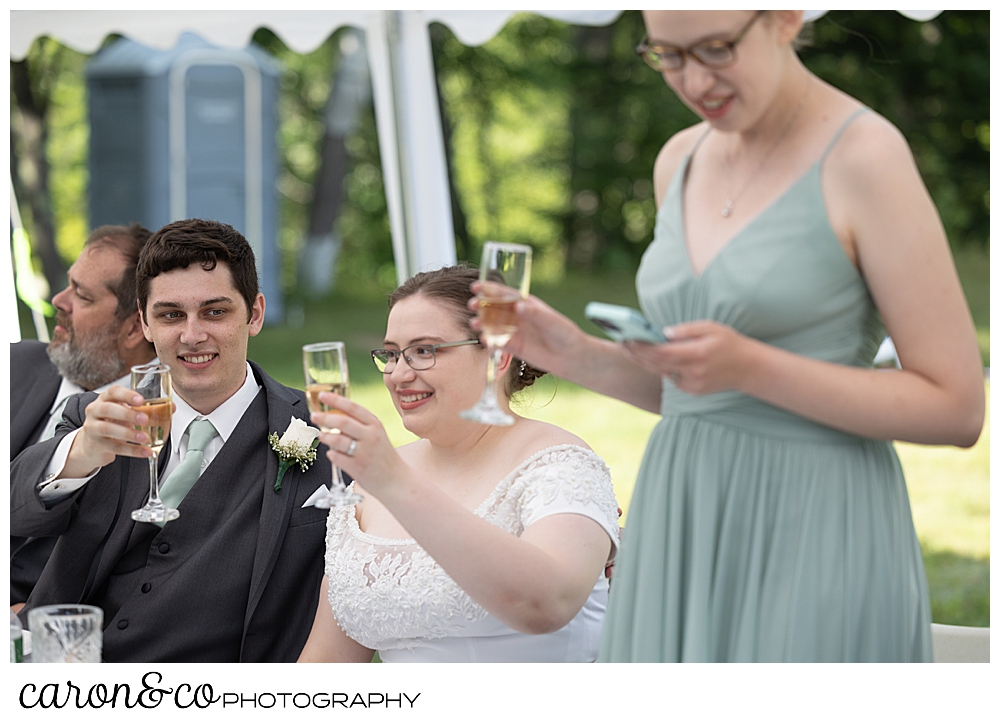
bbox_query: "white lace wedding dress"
[323,445,620,662]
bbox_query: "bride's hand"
[622,320,758,395]
[311,392,410,498]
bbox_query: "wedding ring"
[345,438,358,457]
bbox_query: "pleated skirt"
[598,414,933,662]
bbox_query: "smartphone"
[584,302,666,344]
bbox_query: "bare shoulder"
[823,108,917,190]
[653,122,710,206]
[394,438,428,464]
[511,418,592,457]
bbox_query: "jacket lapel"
[242,362,309,641]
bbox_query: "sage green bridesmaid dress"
[599,110,933,662]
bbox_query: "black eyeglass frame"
[371,339,482,374]
[635,11,763,72]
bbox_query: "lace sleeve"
[512,446,620,560]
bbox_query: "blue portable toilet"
[87,33,283,322]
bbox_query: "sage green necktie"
[157,418,218,517]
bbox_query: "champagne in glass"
[303,342,362,507]
[305,382,349,427]
[130,364,179,522]
[134,397,172,452]
[460,242,532,426]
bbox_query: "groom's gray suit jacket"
[11,360,330,663]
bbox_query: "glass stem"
[485,345,502,406]
[334,464,348,491]
[147,452,161,505]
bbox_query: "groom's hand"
[60,386,154,479]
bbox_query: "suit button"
[117,620,128,630]
[141,583,151,593]
[158,543,170,554]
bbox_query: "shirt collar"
[170,362,262,447]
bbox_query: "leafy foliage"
[250,28,395,300]
[430,9,988,279]
[800,11,989,249]
[10,37,90,293]
[13,10,989,300]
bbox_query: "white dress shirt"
[39,362,261,501]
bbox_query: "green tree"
[10,38,91,297]
[432,10,989,279]
[13,10,988,319]
[801,10,989,249]
[431,15,577,281]
[251,27,395,301]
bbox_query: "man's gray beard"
[47,321,127,390]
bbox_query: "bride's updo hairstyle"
[388,264,547,397]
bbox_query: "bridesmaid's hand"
[622,320,758,395]
[468,283,587,378]
[311,393,411,498]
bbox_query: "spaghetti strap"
[689,124,713,158]
[678,125,714,187]
[820,107,870,163]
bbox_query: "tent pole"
[367,10,457,286]
[366,11,410,285]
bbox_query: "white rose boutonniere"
[269,417,321,494]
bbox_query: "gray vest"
[89,396,269,663]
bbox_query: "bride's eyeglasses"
[372,340,481,374]
[636,11,762,72]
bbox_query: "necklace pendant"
[721,200,734,218]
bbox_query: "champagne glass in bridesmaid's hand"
[129,363,178,522]
[460,241,532,426]
[303,342,362,507]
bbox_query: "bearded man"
[10,223,156,608]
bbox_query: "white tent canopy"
[10,10,624,59]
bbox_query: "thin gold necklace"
[721,76,812,218]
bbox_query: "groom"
[11,219,331,662]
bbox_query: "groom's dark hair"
[137,218,259,322]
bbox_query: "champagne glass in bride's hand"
[461,241,532,426]
[130,363,178,522]
[303,342,363,507]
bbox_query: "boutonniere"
[269,417,321,494]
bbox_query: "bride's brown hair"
[388,264,547,396]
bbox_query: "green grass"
[952,244,990,367]
[895,382,990,627]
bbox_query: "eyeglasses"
[635,11,763,72]
[371,340,481,374]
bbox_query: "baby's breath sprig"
[269,417,322,494]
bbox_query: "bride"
[297,265,620,662]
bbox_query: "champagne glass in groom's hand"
[129,363,178,522]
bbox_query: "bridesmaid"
[485,10,983,661]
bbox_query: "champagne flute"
[303,342,363,507]
[129,363,178,522]
[460,241,532,426]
